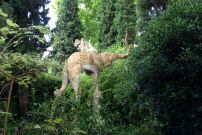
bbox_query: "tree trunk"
[124,28,129,52]
[18,86,29,117]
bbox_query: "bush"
[0,54,61,134]
[98,45,162,134]
[129,0,202,134]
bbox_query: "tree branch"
[2,78,14,135]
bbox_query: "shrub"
[129,0,202,134]
[98,45,162,134]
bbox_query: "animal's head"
[74,38,98,53]
[74,39,82,51]
[74,38,89,52]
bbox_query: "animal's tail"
[54,63,69,97]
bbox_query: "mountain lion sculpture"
[54,51,128,110]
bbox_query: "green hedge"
[129,0,202,134]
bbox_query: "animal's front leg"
[93,73,101,98]
[91,66,102,111]
[91,65,100,97]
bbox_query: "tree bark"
[124,28,130,52]
[18,86,28,117]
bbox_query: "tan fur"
[74,38,98,53]
[54,52,128,109]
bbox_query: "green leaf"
[34,124,41,129]
[0,110,12,115]
[6,19,19,28]
[31,25,50,35]
[38,26,50,35]
[0,27,10,36]
[53,117,63,124]
[72,128,87,134]
[13,40,23,47]
[0,9,8,17]
[33,35,45,43]
[0,36,5,45]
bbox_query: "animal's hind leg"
[68,64,81,101]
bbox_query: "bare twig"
[0,34,22,56]
[2,78,14,135]
[0,33,34,56]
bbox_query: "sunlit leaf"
[0,37,5,45]
[6,19,19,28]
[0,27,9,36]
[34,124,41,129]
[53,117,63,124]
[33,35,45,43]
[31,25,50,35]
[72,128,87,134]
[0,110,12,115]
[0,9,8,17]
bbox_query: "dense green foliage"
[1,0,202,134]
[98,0,117,49]
[113,0,136,44]
[0,0,50,53]
[136,0,168,32]
[78,0,100,44]
[52,0,82,62]
[0,3,54,134]
[129,0,202,134]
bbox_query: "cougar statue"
[54,39,128,110]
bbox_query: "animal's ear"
[84,40,90,48]
[81,38,85,44]
[74,39,80,47]
[80,38,85,47]
[81,38,89,48]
